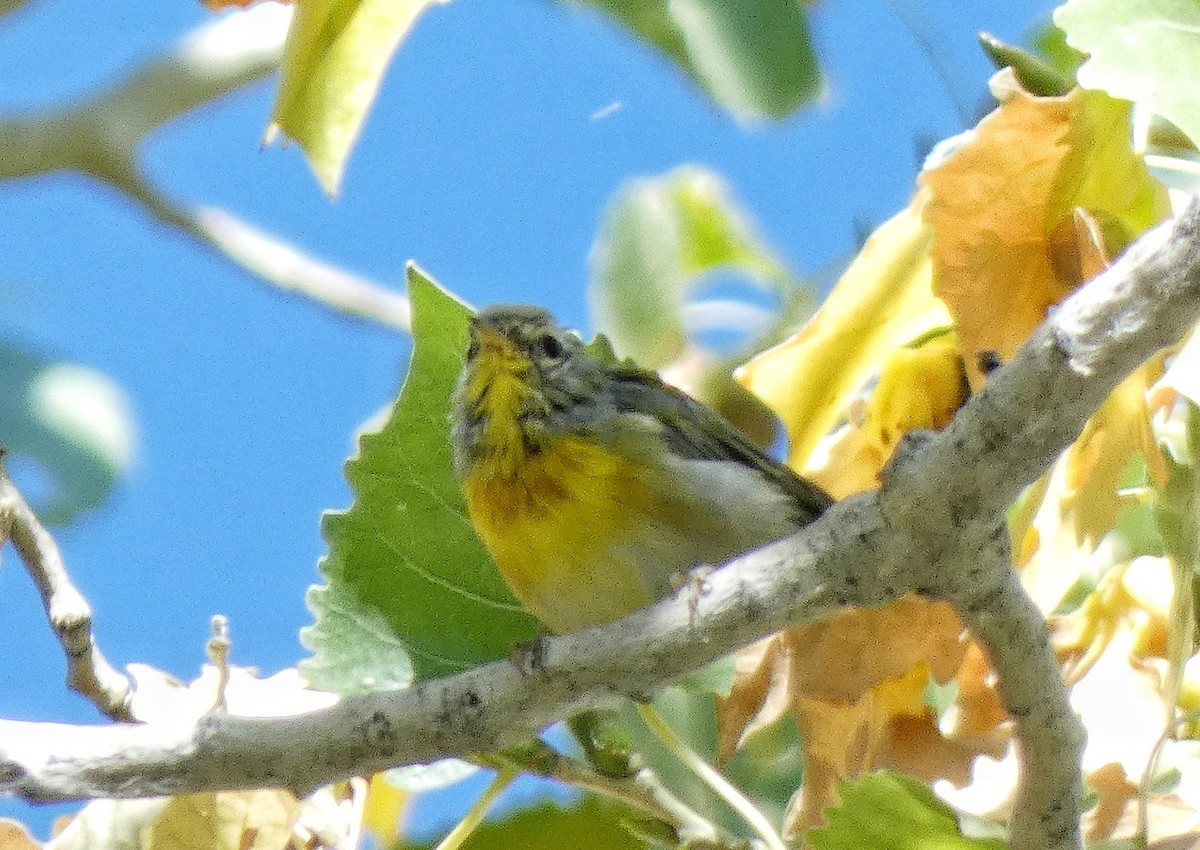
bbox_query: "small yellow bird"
[451,305,833,634]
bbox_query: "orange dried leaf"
[920,70,1167,387]
[787,598,967,701]
[0,820,40,850]
[715,636,791,765]
[1084,762,1139,844]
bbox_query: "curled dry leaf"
[920,68,1168,388]
[716,596,977,833]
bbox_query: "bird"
[450,304,833,634]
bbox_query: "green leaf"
[573,0,822,120]
[590,166,795,368]
[302,265,538,688]
[808,771,1007,850]
[444,796,648,850]
[299,581,414,695]
[268,0,450,196]
[0,343,135,525]
[1153,399,1200,718]
[1055,0,1200,150]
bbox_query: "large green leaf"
[301,266,538,689]
[573,0,822,120]
[808,772,1006,850]
[1056,0,1200,150]
[268,0,451,196]
[0,344,134,525]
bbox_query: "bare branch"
[1,200,1199,849]
[0,7,411,333]
[0,462,132,720]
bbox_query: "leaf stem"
[433,768,516,850]
[637,703,787,850]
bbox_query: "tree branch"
[2,200,1200,850]
[0,7,411,332]
[0,462,132,720]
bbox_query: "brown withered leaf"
[920,69,1167,387]
[717,597,977,833]
[787,598,967,700]
[1084,762,1140,845]
[715,635,791,764]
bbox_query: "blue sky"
[0,0,1051,838]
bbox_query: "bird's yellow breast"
[462,435,661,633]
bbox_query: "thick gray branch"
[3,201,1200,850]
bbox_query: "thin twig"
[433,768,516,850]
[0,7,411,333]
[105,164,411,331]
[0,459,132,720]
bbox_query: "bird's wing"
[605,366,834,523]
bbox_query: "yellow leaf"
[268,0,450,195]
[362,773,408,844]
[145,790,299,850]
[738,193,950,470]
[1016,359,1165,615]
[807,336,967,498]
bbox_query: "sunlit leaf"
[920,71,1167,386]
[808,771,1006,850]
[806,335,966,499]
[268,0,450,195]
[45,799,170,850]
[303,266,538,687]
[145,790,299,850]
[300,581,415,695]
[362,772,409,845]
[1056,0,1200,151]
[571,0,821,120]
[737,195,950,471]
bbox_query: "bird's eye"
[466,338,481,360]
[538,333,564,360]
